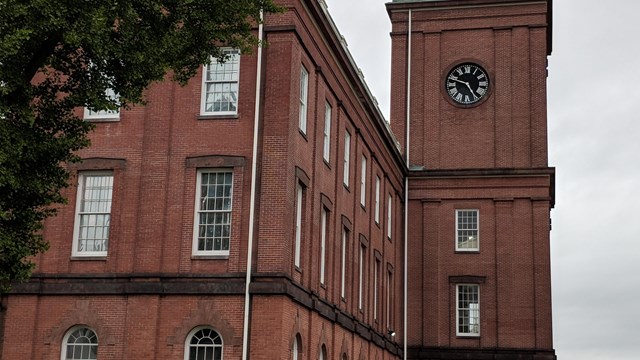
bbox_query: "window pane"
[323,102,332,161]
[299,67,309,133]
[63,327,98,360]
[457,284,480,335]
[456,210,479,250]
[76,173,113,255]
[202,49,240,114]
[196,171,233,254]
[188,328,223,360]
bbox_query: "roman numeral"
[449,87,458,95]
[464,65,471,73]
[464,95,471,103]
[477,88,486,95]
[455,93,463,102]
[477,74,486,80]
[479,81,488,87]
[456,68,464,76]
[448,82,456,88]
[448,75,458,81]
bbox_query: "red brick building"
[387,0,555,359]
[0,0,556,359]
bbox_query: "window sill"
[456,334,481,339]
[455,250,480,254]
[298,128,308,141]
[197,114,239,120]
[323,159,331,169]
[191,254,230,260]
[85,117,120,123]
[70,255,108,261]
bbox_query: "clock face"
[445,63,490,105]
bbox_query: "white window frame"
[184,326,224,360]
[319,207,328,285]
[192,169,233,257]
[200,48,240,116]
[374,258,380,321]
[358,243,365,310]
[456,209,479,251]
[299,66,309,134]
[323,101,332,162]
[456,284,480,337]
[83,88,120,121]
[294,183,303,268]
[374,176,381,223]
[360,156,367,207]
[343,132,351,187]
[340,227,348,299]
[387,194,392,240]
[72,171,113,257]
[386,269,392,329]
[61,326,98,360]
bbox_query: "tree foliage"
[0,0,280,292]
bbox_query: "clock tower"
[386,0,556,359]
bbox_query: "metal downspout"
[403,9,412,360]
[242,9,265,360]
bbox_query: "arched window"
[319,345,327,360]
[61,326,98,360]
[292,334,302,360]
[185,327,223,360]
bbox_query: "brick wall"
[2,0,405,359]
[387,0,555,358]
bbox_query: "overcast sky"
[324,1,640,359]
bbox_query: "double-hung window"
[374,176,381,223]
[456,209,479,251]
[343,132,351,187]
[299,66,309,134]
[193,170,233,256]
[323,102,332,162]
[72,172,113,257]
[84,88,120,121]
[360,156,367,207]
[374,258,381,321]
[386,268,392,328]
[387,194,393,240]
[340,227,348,299]
[294,183,304,268]
[457,284,480,336]
[358,243,366,311]
[320,207,328,285]
[201,49,240,116]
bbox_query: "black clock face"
[445,63,490,105]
